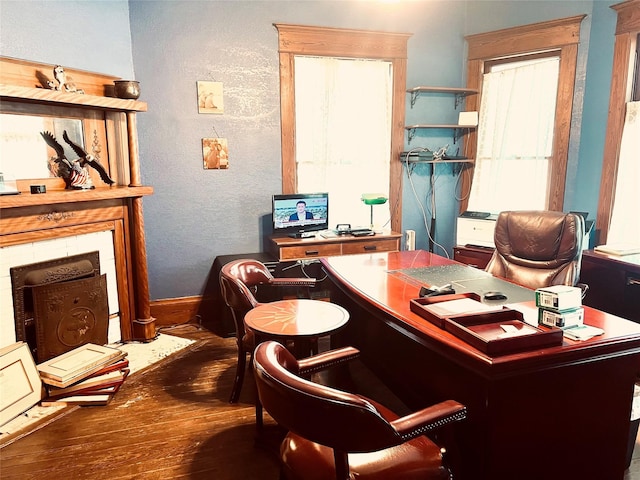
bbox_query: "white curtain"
[294,56,392,229]
[608,101,640,246]
[468,57,559,213]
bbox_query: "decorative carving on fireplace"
[32,274,109,362]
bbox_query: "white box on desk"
[535,285,582,312]
[539,307,584,329]
[456,216,497,248]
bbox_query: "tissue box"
[535,285,582,312]
[538,307,584,329]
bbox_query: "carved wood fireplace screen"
[10,251,109,363]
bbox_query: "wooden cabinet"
[453,245,494,269]
[580,250,640,322]
[270,232,402,261]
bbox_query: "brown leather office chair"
[253,340,467,480]
[219,259,316,403]
[485,210,585,290]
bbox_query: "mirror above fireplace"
[0,113,85,180]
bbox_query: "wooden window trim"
[274,24,411,233]
[460,15,585,213]
[596,0,640,244]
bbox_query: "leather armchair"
[253,340,467,480]
[219,259,316,403]
[485,210,585,290]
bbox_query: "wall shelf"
[407,86,478,108]
[399,151,474,164]
[405,124,475,144]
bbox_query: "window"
[596,1,640,245]
[468,55,560,213]
[460,16,585,214]
[295,56,393,227]
[275,24,410,233]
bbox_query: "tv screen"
[272,192,329,235]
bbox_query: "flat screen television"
[272,192,329,236]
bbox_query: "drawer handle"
[364,245,378,251]
[305,250,319,256]
[38,211,74,223]
[627,277,640,286]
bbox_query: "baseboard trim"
[150,295,207,326]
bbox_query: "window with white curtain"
[607,101,640,245]
[467,57,560,213]
[294,56,392,229]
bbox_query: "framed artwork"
[197,81,224,114]
[0,342,44,426]
[202,138,229,169]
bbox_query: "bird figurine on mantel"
[40,130,115,189]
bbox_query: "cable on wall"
[403,148,450,258]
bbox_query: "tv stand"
[270,231,402,261]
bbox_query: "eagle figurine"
[40,130,114,189]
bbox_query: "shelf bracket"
[453,127,471,145]
[410,91,419,108]
[407,128,416,144]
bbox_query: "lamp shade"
[361,193,388,205]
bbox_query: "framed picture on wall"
[202,138,229,169]
[197,81,224,114]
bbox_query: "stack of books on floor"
[37,343,129,406]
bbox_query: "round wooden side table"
[244,299,349,356]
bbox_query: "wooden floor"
[2,326,640,479]
[0,327,282,480]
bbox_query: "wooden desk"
[321,250,640,480]
[269,231,401,261]
[244,299,349,356]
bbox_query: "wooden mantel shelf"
[0,186,153,209]
[0,84,147,112]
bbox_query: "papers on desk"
[422,298,502,318]
[562,324,604,341]
[594,244,640,256]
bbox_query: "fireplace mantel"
[0,186,153,209]
[0,57,156,343]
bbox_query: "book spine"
[47,369,128,397]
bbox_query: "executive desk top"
[321,250,640,377]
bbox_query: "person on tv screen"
[289,200,314,221]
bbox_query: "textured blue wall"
[128,0,469,298]
[0,0,134,79]
[0,0,616,301]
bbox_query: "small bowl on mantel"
[114,80,141,100]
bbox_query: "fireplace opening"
[10,251,109,362]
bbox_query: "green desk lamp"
[361,193,388,230]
